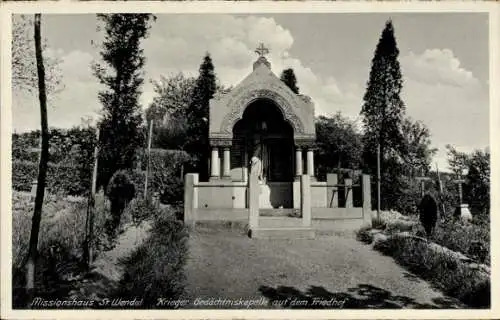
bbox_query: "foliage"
[464,149,490,215]
[432,217,490,265]
[93,14,155,189]
[13,160,86,196]
[12,126,97,196]
[146,73,197,122]
[364,208,490,265]
[146,72,231,151]
[12,192,109,307]
[280,68,299,94]
[360,20,406,211]
[13,126,97,164]
[137,149,191,204]
[373,235,489,308]
[315,113,363,180]
[106,170,136,235]
[445,144,470,176]
[184,54,217,180]
[118,209,188,307]
[145,73,196,149]
[400,118,437,177]
[445,145,490,215]
[12,14,63,97]
[418,194,438,237]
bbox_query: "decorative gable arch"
[220,88,305,135]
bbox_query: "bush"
[418,194,438,237]
[134,149,189,205]
[106,170,136,236]
[127,198,159,226]
[160,176,184,205]
[118,208,188,307]
[432,219,490,265]
[12,160,87,196]
[373,235,490,308]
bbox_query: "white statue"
[250,145,263,182]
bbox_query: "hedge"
[12,160,87,196]
[13,148,191,202]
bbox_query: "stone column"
[295,147,303,177]
[243,149,248,183]
[327,173,338,208]
[248,167,260,231]
[345,178,353,208]
[222,147,231,179]
[362,174,372,226]
[210,147,220,179]
[184,173,199,225]
[301,174,311,227]
[307,149,315,178]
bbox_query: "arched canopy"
[233,98,294,137]
[208,57,316,147]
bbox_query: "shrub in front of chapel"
[106,170,136,236]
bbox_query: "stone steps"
[259,208,300,217]
[249,226,316,239]
[258,216,304,228]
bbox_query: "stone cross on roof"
[255,43,270,57]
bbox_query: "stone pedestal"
[183,174,199,224]
[455,204,472,223]
[259,183,272,208]
[345,178,353,208]
[248,172,259,230]
[300,174,311,227]
[327,174,338,208]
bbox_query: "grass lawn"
[181,225,464,309]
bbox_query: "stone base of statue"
[454,204,472,223]
[259,182,273,209]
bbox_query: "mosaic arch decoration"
[219,88,305,135]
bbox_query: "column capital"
[210,138,232,147]
[294,137,316,149]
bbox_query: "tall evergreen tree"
[360,19,406,210]
[93,14,155,188]
[280,68,299,94]
[184,53,217,180]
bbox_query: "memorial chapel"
[184,44,373,238]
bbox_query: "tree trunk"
[25,13,49,307]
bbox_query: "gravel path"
[181,226,464,309]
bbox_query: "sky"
[11,13,490,172]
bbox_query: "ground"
[181,225,464,309]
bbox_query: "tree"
[315,113,363,180]
[146,73,197,149]
[146,73,197,123]
[184,53,217,180]
[446,145,490,215]
[360,19,406,210]
[93,14,155,188]
[400,117,437,177]
[465,149,490,215]
[12,14,63,97]
[146,72,231,151]
[280,68,299,94]
[25,13,49,305]
[445,144,469,177]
